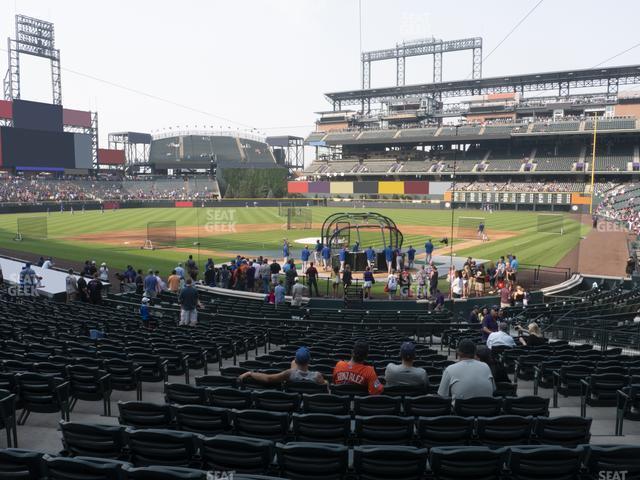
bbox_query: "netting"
[537,214,565,235]
[14,217,47,241]
[143,221,177,250]
[456,216,485,239]
[278,202,294,217]
[286,207,312,230]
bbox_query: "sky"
[0,0,639,146]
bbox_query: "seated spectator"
[475,345,510,383]
[384,342,428,389]
[437,339,495,399]
[481,307,499,341]
[333,340,384,395]
[486,322,516,349]
[239,347,325,385]
[516,322,547,346]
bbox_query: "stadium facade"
[291,39,640,211]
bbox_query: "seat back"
[354,415,414,445]
[301,394,350,415]
[43,455,130,480]
[60,421,127,459]
[194,375,237,388]
[533,416,592,447]
[207,387,252,409]
[276,442,348,480]
[475,415,533,447]
[118,402,173,429]
[416,415,475,448]
[353,445,427,480]
[127,429,199,467]
[252,391,301,413]
[284,381,328,395]
[232,409,290,442]
[0,448,44,480]
[430,446,506,480]
[291,413,350,444]
[122,465,208,479]
[201,434,274,474]
[503,396,550,417]
[354,395,402,416]
[586,445,640,480]
[509,446,584,480]
[454,396,502,417]
[16,373,66,413]
[403,395,451,417]
[172,405,231,436]
[164,384,208,406]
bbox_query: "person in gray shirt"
[238,347,325,386]
[384,342,428,389]
[438,339,495,399]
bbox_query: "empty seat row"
[167,385,548,417]
[114,401,588,446]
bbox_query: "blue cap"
[295,347,311,365]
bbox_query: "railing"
[517,264,572,290]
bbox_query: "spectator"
[486,322,516,349]
[499,283,512,309]
[386,270,398,300]
[333,340,384,395]
[239,347,325,385]
[331,266,341,298]
[186,255,198,281]
[468,306,480,325]
[291,277,306,307]
[204,264,216,287]
[42,257,53,269]
[140,297,150,329]
[434,289,445,310]
[178,278,200,326]
[274,280,286,306]
[437,339,495,399]
[134,269,144,295]
[285,260,297,295]
[516,322,546,346]
[384,342,428,389]
[266,286,275,304]
[99,262,109,282]
[270,259,281,285]
[77,275,88,302]
[65,268,77,303]
[175,263,185,279]
[167,269,181,292]
[342,264,352,294]
[87,273,103,305]
[362,266,374,300]
[475,345,510,383]
[481,307,498,341]
[306,262,319,297]
[143,269,158,298]
[259,259,271,294]
[451,270,464,298]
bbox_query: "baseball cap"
[400,341,416,359]
[142,297,150,304]
[295,347,310,365]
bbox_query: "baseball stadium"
[1,5,640,479]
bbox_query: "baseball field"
[0,207,588,276]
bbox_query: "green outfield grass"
[0,207,588,274]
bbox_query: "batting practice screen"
[286,207,312,230]
[537,214,565,234]
[145,221,177,249]
[278,202,294,217]
[456,216,485,239]
[15,217,48,241]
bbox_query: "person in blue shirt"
[339,246,348,272]
[175,263,185,279]
[407,245,417,269]
[384,245,394,274]
[352,241,360,253]
[365,246,376,270]
[510,255,519,271]
[314,240,323,265]
[425,239,434,264]
[301,245,311,272]
[274,280,286,306]
[143,269,158,298]
[321,245,331,271]
[282,239,290,264]
[140,297,150,329]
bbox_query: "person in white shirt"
[98,262,109,281]
[42,257,53,269]
[486,322,516,349]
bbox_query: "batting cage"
[537,214,565,235]
[456,216,485,240]
[14,217,48,241]
[142,221,177,250]
[286,207,312,230]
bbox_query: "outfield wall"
[288,180,430,196]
